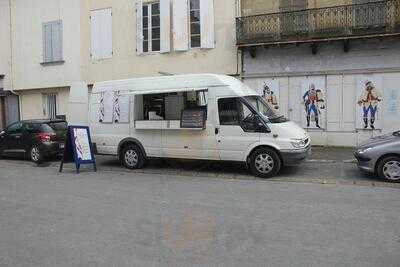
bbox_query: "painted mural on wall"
[301,78,326,129]
[261,80,280,111]
[243,78,280,111]
[356,77,383,130]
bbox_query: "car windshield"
[393,131,400,137]
[243,96,286,123]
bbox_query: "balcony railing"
[236,0,400,46]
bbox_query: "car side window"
[218,98,239,125]
[6,122,23,135]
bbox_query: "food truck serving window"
[134,89,208,129]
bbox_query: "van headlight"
[291,138,308,148]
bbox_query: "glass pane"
[218,98,239,125]
[143,17,148,29]
[190,10,200,23]
[190,23,200,35]
[142,5,148,17]
[239,102,253,120]
[151,3,160,15]
[49,121,67,131]
[7,122,22,134]
[191,35,201,48]
[152,27,160,39]
[190,0,200,10]
[152,39,160,51]
[143,41,148,52]
[151,15,160,27]
[143,29,148,40]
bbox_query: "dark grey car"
[354,131,400,182]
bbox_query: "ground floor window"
[43,94,57,119]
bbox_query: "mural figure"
[303,83,325,128]
[357,81,382,129]
[262,83,279,110]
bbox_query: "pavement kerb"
[2,159,399,190]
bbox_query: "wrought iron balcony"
[236,0,400,47]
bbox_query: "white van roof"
[92,74,256,96]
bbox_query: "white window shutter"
[136,0,144,55]
[51,21,63,61]
[101,8,113,59]
[43,23,53,62]
[90,8,112,60]
[200,0,215,49]
[160,0,171,53]
[173,0,189,51]
[90,10,100,59]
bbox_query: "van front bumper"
[280,146,311,166]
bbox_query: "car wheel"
[121,144,145,169]
[30,145,43,164]
[377,156,400,183]
[250,148,281,178]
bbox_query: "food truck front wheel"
[249,147,282,178]
[121,144,145,169]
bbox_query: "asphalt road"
[0,159,399,267]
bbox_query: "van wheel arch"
[118,138,147,160]
[247,145,283,166]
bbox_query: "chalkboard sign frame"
[59,125,97,174]
[180,108,207,129]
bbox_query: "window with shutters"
[42,20,63,64]
[189,0,201,48]
[143,3,160,52]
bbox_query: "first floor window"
[143,2,160,52]
[189,0,201,48]
[42,20,63,63]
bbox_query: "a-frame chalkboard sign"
[59,126,97,174]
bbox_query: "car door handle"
[14,135,21,139]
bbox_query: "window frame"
[42,20,64,65]
[42,93,58,119]
[143,2,161,53]
[217,97,265,132]
[218,97,240,126]
[189,0,201,48]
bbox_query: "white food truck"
[89,74,310,177]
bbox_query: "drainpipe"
[8,0,23,120]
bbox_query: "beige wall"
[19,88,69,120]
[11,0,82,91]
[241,0,280,16]
[81,0,238,84]
[241,0,354,16]
[0,0,12,91]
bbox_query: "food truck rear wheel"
[121,144,145,169]
[250,148,281,178]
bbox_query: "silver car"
[354,131,400,182]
